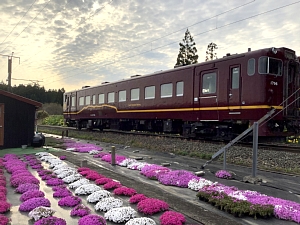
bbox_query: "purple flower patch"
[46,178,64,186]
[11,176,40,187]
[19,197,50,212]
[59,156,67,160]
[58,196,81,207]
[0,192,6,201]
[70,204,91,217]
[158,170,198,188]
[53,188,72,198]
[20,190,45,202]
[78,214,106,225]
[38,170,53,176]
[33,216,66,225]
[215,170,232,179]
[15,183,39,194]
[0,201,10,213]
[129,194,148,204]
[0,215,9,225]
[103,181,122,190]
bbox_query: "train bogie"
[63,47,300,139]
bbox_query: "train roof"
[64,47,294,94]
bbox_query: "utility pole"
[0,52,20,92]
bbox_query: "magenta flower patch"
[95,178,112,185]
[77,167,91,172]
[19,197,50,212]
[58,196,81,207]
[38,170,53,176]
[0,186,6,195]
[137,198,169,215]
[0,215,9,225]
[158,170,198,188]
[59,156,67,160]
[101,154,126,164]
[33,216,66,225]
[0,192,6,201]
[78,214,106,225]
[113,186,137,196]
[53,188,72,198]
[41,174,57,180]
[103,181,122,190]
[86,172,104,181]
[70,204,91,217]
[0,201,10,213]
[160,211,186,225]
[140,164,171,180]
[20,190,45,202]
[11,176,40,187]
[52,185,67,191]
[215,170,232,179]
[129,194,148,204]
[15,183,39,194]
[93,152,109,158]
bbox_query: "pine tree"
[205,42,218,61]
[175,29,198,67]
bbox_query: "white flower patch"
[48,159,64,168]
[53,167,71,175]
[104,207,136,223]
[119,158,137,167]
[57,170,77,179]
[35,152,50,157]
[125,218,156,225]
[66,147,76,151]
[228,191,248,201]
[52,164,69,171]
[75,184,101,195]
[95,197,123,211]
[127,162,148,170]
[89,150,101,155]
[62,173,82,183]
[28,206,55,221]
[69,178,90,189]
[87,190,111,203]
[40,155,55,162]
[188,178,216,191]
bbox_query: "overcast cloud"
[0,0,299,91]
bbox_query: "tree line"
[0,82,64,106]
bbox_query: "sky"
[0,0,299,92]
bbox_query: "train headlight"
[271,47,277,54]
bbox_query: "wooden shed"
[0,90,42,149]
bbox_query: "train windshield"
[258,56,282,76]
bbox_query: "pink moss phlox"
[101,154,126,164]
[103,181,122,190]
[79,170,94,176]
[59,156,67,160]
[41,174,57,180]
[15,183,39,194]
[0,192,6,201]
[0,186,6,195]
[58,196,81,207]
[31,164,43,170]
[33,216,66,225]
[95,178,112,185]
[20,190,45,202]
[160,211,186,225]
[19,197,50,212]
[52,185,67,191]
[113,186,137,196]
[77,167,91,172]
[129,194,148,204]
[0,201,10,213]
[78,214,106,225]
[93,152,109,158]
[137,198,169,215]
[0,214,10,225]
[140,164,171,180]
[38,170,53,176]
[158,170,198,188]
[86,173,104,181]
[215,170,232,179]
[70,204,91,217]
[46,178,64,186]
[53,188,72,198]
[0,180,5,187]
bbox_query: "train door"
[228,65,242,114]
[0,104,4,146]
[198,70,219,121]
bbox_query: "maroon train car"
[63,47,300,140]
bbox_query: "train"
[63,47,300,140]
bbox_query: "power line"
[1,0,52,53]
[0,0,38,48]
[44,1,300,86]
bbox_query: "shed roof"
[0,90,42,108]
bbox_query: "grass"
[0,146,59,157]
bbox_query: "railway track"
[38,125,300,154]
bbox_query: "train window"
[176,81,184,96]
[71,96,76,106]
[231,68,239,89]
[145,86,155,99]
[79,97,84,106]
[131,88,140,101]
[202,73,216,94]
[247,58,255,76]
[161,83,173,98]
[259,57,282,76]
[92,95,96,105]
[119,90,126,102]
[108,92,115,103]
[85,96,91,105]
[99,94,104,104]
